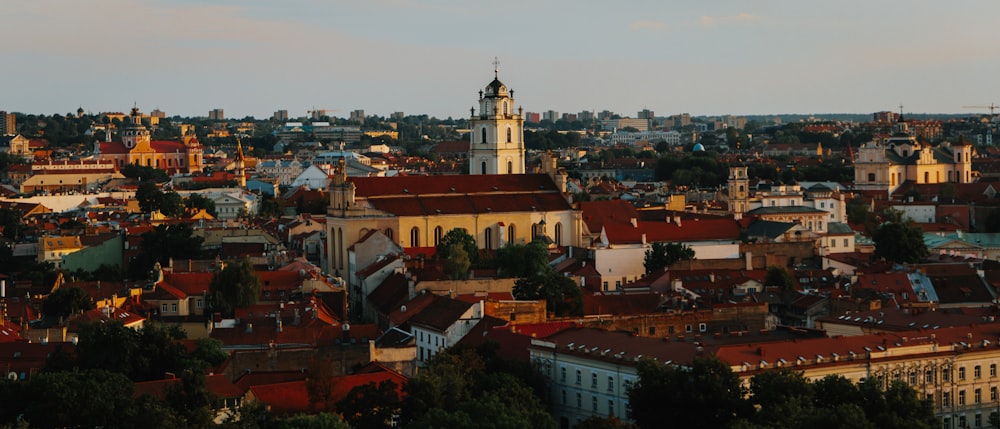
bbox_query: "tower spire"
[493,57,500,79]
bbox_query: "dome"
[485,78,507,97]
[693,143,706,152]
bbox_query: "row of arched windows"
[406,222,563,249]
[478,127,514,144]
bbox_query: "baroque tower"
[469,59,525,175]
[120,107,151,150]
[727,166,749,219]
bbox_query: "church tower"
[727,166,749,219]
[469,59,525,175]
[121,107,151,150]
[235,139,247,188]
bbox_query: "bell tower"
[728,166,749,219]
[469,58,525,175]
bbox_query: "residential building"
[0,111,14,135]
[411,295,484,366]
[209,108,225,121]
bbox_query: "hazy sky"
[5,0,1000,119]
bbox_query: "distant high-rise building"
[391,111,405,121]
[597,110,615,120]
[561,113,577,122]
[600,118,650,132]
[668,113,691,129]
[0,111,14,135]
[542,110,559,122]
[638,109,654,120]
[873,111,897,124]
[524,112,541,123]
[350,109,365,123]
[310,109,329,121]
[577,111,595,122]
[150,109,167,119]
[209,108,225,121]
[273,110,289,121]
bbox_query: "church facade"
[325,69,581,284]
[94,107,204,175]
[853,118,973,194]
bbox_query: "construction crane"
[962,103,1000,115]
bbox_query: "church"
[853,117,974,194]
[94,107,205,175]
[325,67,582,282]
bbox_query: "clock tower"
[469,59,525,175]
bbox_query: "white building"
[411,296,483,366]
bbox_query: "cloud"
[698,12,759,28]
[629,20,668,33]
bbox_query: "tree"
[136,180,164,213]
[493,240,550,278]
[512,271,583,316]
[208,258,262,318]
[628,357,749,429]
[184,193,217,217]
[443,243,472,280]
[164,369,216,428]
[41,286,95,319]
[278,413,351,429]
[765,266,794,291]
[846,196,872,225]
[336,379,403,429]
[574,416,638,429]
[872,210,928,264]
[17,369,136,429]
[437,228,478,265]
[128,223,204,280]
[158,191,186,217]
[643,242,694,274]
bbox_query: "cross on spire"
[493,57,500,78]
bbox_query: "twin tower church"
[325,66,579,285]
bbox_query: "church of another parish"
[93,107,205,175]
[325,66,582,283]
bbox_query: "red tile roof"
[580,200,639,233]
[603,218,742,244]
[249,369,406,416]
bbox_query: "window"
[685,325,692,333]
[484,227,493,250]
[576,393,582,408]
[992,363,997,377]
[868,173,876,182]
[699,323,707,332]
[161,304,167,313]
[843,238,849,247]
[171,303,177,312]
[507,224,516,244]
[958,390,966,405]
[943,369,950,382]
[607,376,614,391]
[976,414,983,428]
[560,367,566,382]
[434,226,443,246]
[506,128,512,143]
[943,391,951,406]
[959,416,966,429]
[925,369,933,384]
[592,396,598,412]
[561,390,566,405]
[602,281,608,291]
[481,128,487,144]
[196,299,203,309]
[959,367,966,380]
[908,372,916,385]
[507,161,512,174]
[591,373,598,388]
[648,326,656,336]
[976,365,982,379]
[410,227,420,247]
[976,388,982,403]
[554,222,562,245]
[608,399,614,416]
[385,228,393,241]
[993,386,999,402]
[481,161,487,174]
[576,369,582,385]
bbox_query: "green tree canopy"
[208,258,262,318]
[765,266,794,291]
[493,240,550,278]
[437,228,479,267]
[643,242,695,274]
[628,357,750,429]
[872,209,928,264]
[335,379,403,429]
[128,223,204,280]
[41,286,96,319]
[512,270,583,316]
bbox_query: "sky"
[5,0,1000,120]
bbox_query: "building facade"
[854,119,974,193]
[468,66,526,175]
[94,107,204,175]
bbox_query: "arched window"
[410,227,420,248]
[336,227,344,270]
[506,128,512,143]
[481,161,488,175]
[481,127,487,144]
[507,224,516,244]
[554,222,562,245]
[503,101,508,115]
[434,226,443,246]
[507,161,513,174]
[484,228,493,250]
[923,172,929,183]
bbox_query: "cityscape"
[6,1,1000,428]
[1,67,999,428]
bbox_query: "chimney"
[630,218,637,228]
[675,217,681,227]
[745,251,753,271]
[408,276,417,300]
[709,273,715,283]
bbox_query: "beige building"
[854,119,974,193]
[326,70,581,283]
[38,236,83,268]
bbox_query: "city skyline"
[5,0,1000,119]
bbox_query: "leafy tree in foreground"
[628,357,749,429]
[208,258,262,318]
[512,270,583,316]
[765,265,794,291]
[872,209,928,264]
[444,243,471,280]
[643,242,695,274]
[493,240,550,278]
[336,379,403,429]
[41,286,96,319]
[437,228,479,267]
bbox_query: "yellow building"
[854,118,974,193]
[325,69,581,282]
[94,107,204,175]
[38,236,83,268]
[719,324,1000,428]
